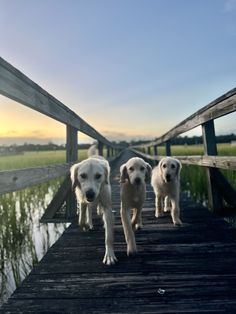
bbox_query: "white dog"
[70,156,117,265]
[87,141,98,157]
[151,157,182,226]
[120,157,152,256]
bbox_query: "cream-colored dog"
[87,140,98,157]
[151,157,182,226]
[120,157,152,256]
[70,156,117,265]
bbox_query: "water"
[0,179,69,306]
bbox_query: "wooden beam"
[0,163,72,196]
[134,87,236,149]
[131,149,236,170]
[202,120,223,213]
[65,126,78,219]
[0,57,117,148]
[40,175,73,222]
[165,141,171,156]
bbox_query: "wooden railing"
[0,57,122,221]
[132,87,236,213]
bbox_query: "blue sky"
[1,0,236,144]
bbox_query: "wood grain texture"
[0,163,72,195]
[1,149,236,313]
[132,149,236,170]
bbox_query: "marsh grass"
[0,149,90,171]
[0,176,67,305]
[147,143,236,207]
[0,145,236,304]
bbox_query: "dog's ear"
[157,158,164,172]
[101,161,110,184]
[145,162,152,183]
[175,159,182,176]
[70,163,80,190]
[120,163,128,183]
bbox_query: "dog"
[70,156,117,265]
[151,157,182,226]
[120,157,152,256]
[87,141,98,157]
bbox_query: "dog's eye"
[162,164,167,168]
[140,166,145,171]
[171,164,176,169]
[80,173,87,179]
[129,167,134,172]
[95,173,102,180]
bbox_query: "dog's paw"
[155,210,164,218]
[127,245,137,257]
[173,218,182,226]
[164,206,171,213]
[79,223,91,232]
[135,223,143,231]
[103,249,118,266]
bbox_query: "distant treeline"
[1,134,236,152]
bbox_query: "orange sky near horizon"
[0,95,159,145]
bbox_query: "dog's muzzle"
[165,174,171,182]
[85,189,96,202]
[134,177,141,185]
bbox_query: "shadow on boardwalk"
[1,149,236,313]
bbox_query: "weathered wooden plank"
[202,120,222,212]
[0,57,117,148]
[40,175,72,222]
[65,126,78,217]
[131,149,236,170]
[3,297,236,313]
[11,273,236,299]
[0,163,72,195]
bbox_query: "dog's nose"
[134,177,141,185]
[166,174,171,182]
[86,189,95,202]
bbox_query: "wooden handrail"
[133,87,236,148]
[0,57,119,149]
[131,149,236,171]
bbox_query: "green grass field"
[148,143,236,156]
[0,149,88,171]
[0,144,235,171]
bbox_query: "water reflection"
[0,179,69,306]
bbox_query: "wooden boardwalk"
[1,150,236,313]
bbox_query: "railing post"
[98,142,103,156]
[202,120,223,213]
[165,141,171,156]
[66,125,78,219]
[107,146,111,158]
[154,145,158,156]
[147,146,151,155]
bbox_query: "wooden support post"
[98,142,103,156]
[147,146,151,155]
[153,145,158,165]
[107,146,110,158]
[202,120,223,213]
[154,145,158,156]
[66,125,78,219]
[165,141,171,156]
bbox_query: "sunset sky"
[1,0,236,145]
